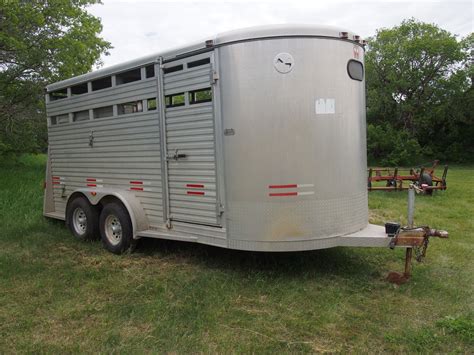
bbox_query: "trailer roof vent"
[49,88,68,101]
[91,76,112,91]
[71,83,88,96]
[93,105,113,119]
[163,64,183,74]
[116,68,141,85]
[145,64,155,78]
[187,57,211,69]
[73,110,90,122]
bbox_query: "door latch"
[167,149,187,161]
[89,130,94,147]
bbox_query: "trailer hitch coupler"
[428,229,449,238]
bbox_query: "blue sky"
[89,0,473,68]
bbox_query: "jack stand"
[403,247,412,278]
[405,184,414,280]
[386,184,448,285]
[387,247,412,285]
[387,185,415,285]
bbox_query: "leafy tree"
[365,19,472,164]
[0,0,111,157]
[367,123,422,166]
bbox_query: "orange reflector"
[91,192,97,196]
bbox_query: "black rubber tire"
[66,196,99,241]
[420,173,433,195]
[99,202,133,254]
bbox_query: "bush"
[367,123,422,166]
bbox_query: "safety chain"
[414,235,430,262]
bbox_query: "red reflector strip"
[52,176,60,180]
[130,181,143,185]
[87,184,97,187]
[187,191,205,195]
[130,187,144,191]
[52,181,61,185]
[269,184,297,189]
[86,178,96,182]
[269,192,298,197]
[186,184,204,188]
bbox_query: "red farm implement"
[368,160,448,195]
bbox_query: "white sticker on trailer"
[315,98,335,114]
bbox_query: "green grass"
[1,154,473,352]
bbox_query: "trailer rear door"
[159,53,222,227]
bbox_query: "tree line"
[0,1,111,158]
[1,2,472,165]
[365,19,473,165]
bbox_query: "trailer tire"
[99,202,133,254]
[420,173,433,195]
[66,196,99,241]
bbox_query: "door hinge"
[212,71,219,84]
[218,203,225,215]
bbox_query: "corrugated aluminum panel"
[162,55,220,226]
[163,66,212,95]
[46,76,164,227]
[48,78,157,116]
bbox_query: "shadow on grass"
[15,210,392,282]
[133,237,385,281]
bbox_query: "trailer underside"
[45,206,391,251]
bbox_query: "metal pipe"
[404,247,413,278]
[157,56,171,227]
[407,185,415,228]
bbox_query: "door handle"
[167,149,187,161]
[89,130,94,147]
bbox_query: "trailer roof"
[214,24,354,44]
[47,24,358,91]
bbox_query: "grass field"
[0,154,472,352]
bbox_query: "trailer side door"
[159,52,222,227]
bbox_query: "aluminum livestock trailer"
[44,25,447,279]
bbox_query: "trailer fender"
[67,188,149,238]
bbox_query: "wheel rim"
[104,214,122,246]
[72,207,87,236]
